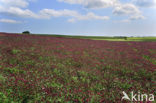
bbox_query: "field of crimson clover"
[0,33,156,103]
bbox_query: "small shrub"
[124,37,127,40]
[22,31,30,34]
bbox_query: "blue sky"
[0,0,156,36]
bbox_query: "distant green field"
[93,37,156,41]
[35,34,156,41]
[15,33,156,41]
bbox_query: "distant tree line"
[114,36,127,40]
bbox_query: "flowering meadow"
[0,33,156,103]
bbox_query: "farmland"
[34,34,156,42]
[0,33,156,102]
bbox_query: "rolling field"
[34,34,156,42]
[0,33,156,102]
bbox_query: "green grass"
[82,37,156,41]
[92,37,156,41]
[29,33,156,41]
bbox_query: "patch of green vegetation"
[116,81,132,90]
[0,92,12,103]
[30,47,35,51]
[93,83,104,91]
[0,74,6,82]
[9,58,19,65]
[72,76,78,82]
[11,49,21,55]
[4,67,25,74]
[25,60,35,65]
[133,48,138,52]
[47,81,63,88]
[149,49,156,54]
[0,89,15,103]
[128,37,156,41]
[137,69,153,81]
[143,55,156,65]
[56,63,65,69]
[131,69,154,82]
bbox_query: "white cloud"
[0,19,21,23]
[0,0,110,22]
[40,9,109,22]
[133,0,156,8]
[67,18,76,23]
[58,0,118,9]
[0,6,40,18]
[58,0,145,21]
[121,19,130,23]
[113,3,140,15]
[77,12,109,20]
[0,0,39,18]
[130,15,145,20]
[0,6,109,22]
[39,9,80,18]
[0,0,29,8]
[0,0,146,22]
[113,3,145,20]
[0,0,37,8]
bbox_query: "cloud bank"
[0,0,110,23]
[58,0,146,21]
[1,0,155,23]
[58,0,118,9]
[0,19,21,23]
[133,0,156,8]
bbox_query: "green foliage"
[25,60,35,65]
[118,82,132,89]
[22,31,30,34]
[0,74,6,82]
[143,55,156,65]
[9,58,18,65]
[72,76,78,82]
[4,67,25,74]
[137,69,153,81]
[51,82,63,88]
[11,49,21,55]
[0,92,10,103]
[0,89,15,103]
